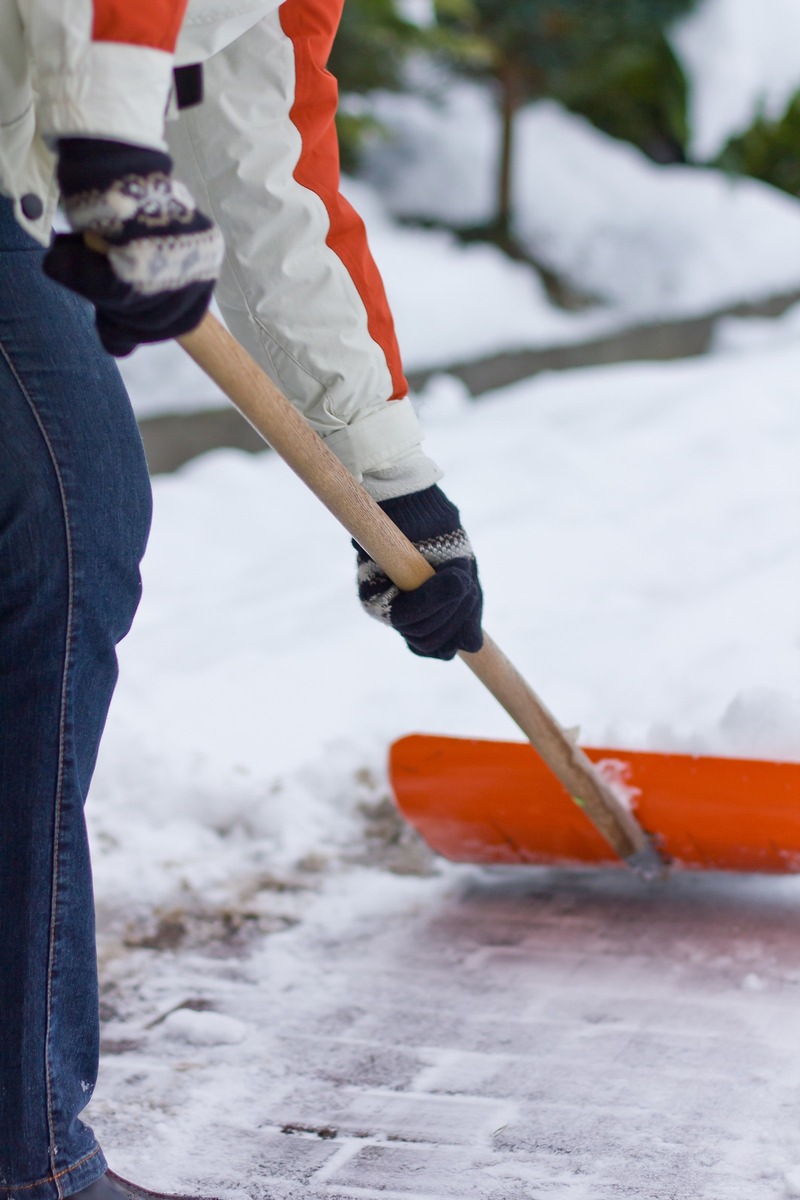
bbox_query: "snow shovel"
[176,314,800,878]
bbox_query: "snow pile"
[713,298,800,355]
[92,332,800,927]
[157,1009,248,1047]
[672,0,800,160]
[357,81,500,228]
[511,101,800,317]
[361,84,800,320]
[342,175,612,368]
[393,0,436,28]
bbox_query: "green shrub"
[562,35,689,165]
[715,92,800,197]
[329,0,430,168]
[434,0,696,231]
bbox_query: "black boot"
[69,1171,219,1200]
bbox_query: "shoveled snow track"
[89,863,800,1200]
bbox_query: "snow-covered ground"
[672,0,800,160]
[87,323,800,1196]
[360,86,800,321]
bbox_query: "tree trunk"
[497,57,523,241]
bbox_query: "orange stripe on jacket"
[92,0,189,51]
[279,0,408,401]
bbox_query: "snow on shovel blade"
[390,735,800,874]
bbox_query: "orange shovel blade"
[390,735,800,873]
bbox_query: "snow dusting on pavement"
[87,325,800,1197]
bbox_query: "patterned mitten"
[43,138,224,357]
[356,485,484,661]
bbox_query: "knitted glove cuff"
[355,484,476,635]
[57,138,173,197]
[357,485,474,565]
[355,483,483,659]
[55,138,223,297]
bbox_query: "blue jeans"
[0,196,152,1199]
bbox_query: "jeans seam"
[0,1147,104,1195]
[0,340,76,1199]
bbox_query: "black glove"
[355,485,484,661]
[43,138,224,357]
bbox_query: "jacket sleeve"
[166,0,442,499]
[23,0,189,150]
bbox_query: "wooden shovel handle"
[178,313,664,873]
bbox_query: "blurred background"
[125,0,800,465]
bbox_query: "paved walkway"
[90,860,800,1200]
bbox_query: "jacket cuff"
[321,398,444,499]
[322,397,422,479]
[361,451,444,502]
[38,44,174,153]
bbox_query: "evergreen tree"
[437,0,695,240]
[561,35,689,166]
[715,92,800,199]
[328,0,429,171]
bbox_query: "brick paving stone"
[246,1130,343,1181]
[342,1004,579,1057]
[411,1046,747,1111]
[266,1087,512,1146]
[280,1034,433,1091]
[320,1143,503,1198]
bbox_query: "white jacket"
[0,0,440,498]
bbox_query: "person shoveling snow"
[0,3,483,1199]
